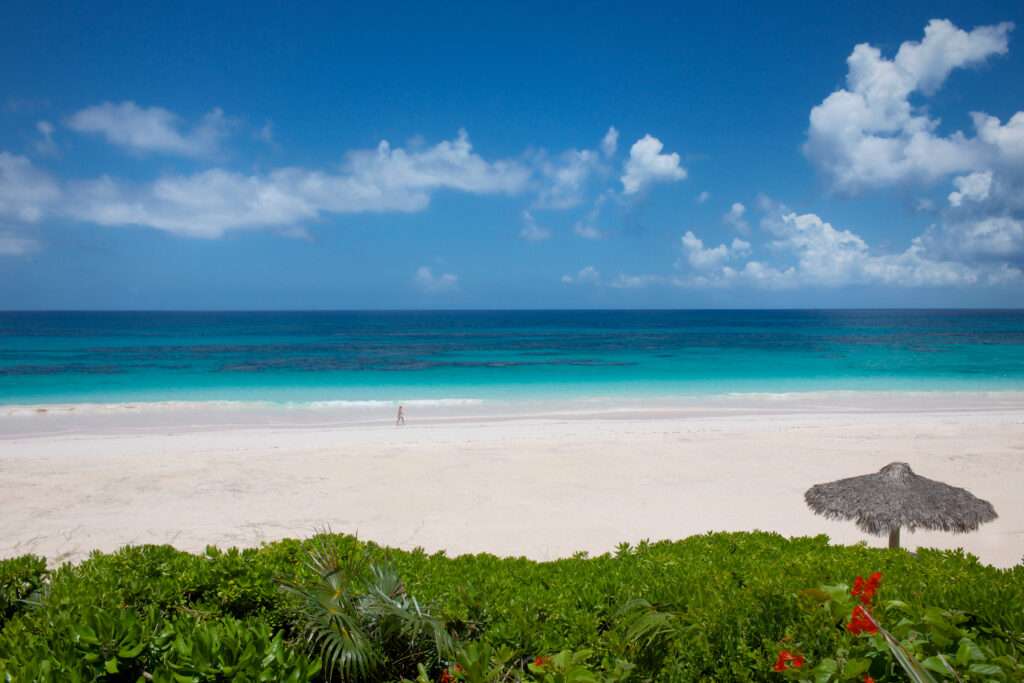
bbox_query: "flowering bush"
[2,533,1023,681]
[773,650,805,672]
[772,571,1024,682]
[846,605,878,636]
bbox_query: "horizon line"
[2,307,1024,314]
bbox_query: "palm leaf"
[861,608,940,683]
[280,541,454,681]
[614,598,678,648]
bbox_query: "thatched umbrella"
[805,462,997,549]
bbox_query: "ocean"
[2,310,1024,406]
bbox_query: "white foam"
[3,389,1022,421]
[0,397,488,417]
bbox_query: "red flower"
[851,572,882,605]
[439,670,453,683]
[847,605,878,635]
[533,656,550,667]
[864,677,876,683]
[773,650,805,672]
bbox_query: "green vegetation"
[1,532,1022,681]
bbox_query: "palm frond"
[282,541,381,681]
[614,598,678,649]
[280,541,455,681]
[862,607,940,683]
[361,563,455,660]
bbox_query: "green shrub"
[0,555,47,626]
[281,540,454,681]
[155,616,320,682]
[0,532,1021,681]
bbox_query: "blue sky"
[2,1,1023,309]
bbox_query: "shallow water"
[2,310,1024,404]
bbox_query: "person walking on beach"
[396,404,405,426]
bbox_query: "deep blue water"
[2,310,1024,404]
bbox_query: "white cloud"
[414,266,459,293]
[0,231,39,256]
[569,191,611,240]
[64,171,324,238]
[34,121,57,156]
[958,216,1024,258]
[696,191,711,204]
[678,211,999,289]
[561,265,600,285]
[924,215,1024,261]
[805,19,1014,192]
[621,134,686,194]
[802,19,1024,278]
[519,210,551,241]
[601,126,619,158]
[0,152,61,223]
[573,222,603,240]
[1,131,531,238]
[535,148,601,209]
[67,101,230,157]
[723,202,749,233]
[348,129,528,196]
[948,171,993,206]
[972,112,1024,162]
[680,231,750,270]
[893,19,1013,95]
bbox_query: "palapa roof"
[804,462,997,536]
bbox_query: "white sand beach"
[1,392,1022,567]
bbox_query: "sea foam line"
[0,397,486,417]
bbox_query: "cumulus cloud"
[570,191,611,240]
[801,19,1024,277]
[67,101,230,157]
[923,214,1024,262]
[680,231,751,270]
[696,191,711,204]
[723,202,749,233]
[519,210,551,241]
[805,19,1014,192]
[0,230,39,256]
[609,195,1017,291]
[349,130,528,196]
[972,112,1024,162]
[601,127,619,158]
[414,266,459,293]
[561,265,600,285]
[621,134,686,194]
[0,152,61,223]
[535,147,602,209]
[678,211,1001,289]
[0,131,531,238]
[534,128,624,209]
[64,170,325,238]
[948,171,993,206]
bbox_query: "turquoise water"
[2,310,1024,404]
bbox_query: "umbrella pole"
[888,527,900,549]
